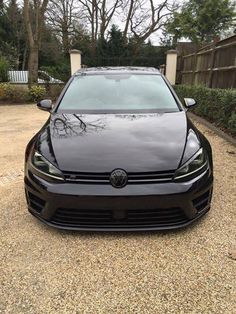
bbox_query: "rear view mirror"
[184,98,197,108]
[37,99,52,112]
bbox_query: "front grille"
[192,190,211,212]
[28,192,45,213]
[51,207,188,228]
[63,170,175,184]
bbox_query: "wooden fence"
[178,35,236,89]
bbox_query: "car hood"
[37,112,188,173]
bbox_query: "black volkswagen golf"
[24,67,213,231]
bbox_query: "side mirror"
[37,99,52,112]
[184,98,197,109]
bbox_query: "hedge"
[0,56,9,82]
[174,85,236,136]
[0,83,64,103]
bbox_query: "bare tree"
[122,0,176,47]
[99,0,121,40]
[77,0,176,53]
[47,0,81,54]
[122,0,134,40]
[24,0,49,85]
[78,0,99,53]
[78,0,121,53]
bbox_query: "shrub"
[0,56,9,82]
[47,84,64,100]
[0,83,14,100]
[0,83,63,104]
[228,113,236,134]
[28,85,46,102]
[12,86,30,103]
[174,85,236,136]
[0,83,30,103]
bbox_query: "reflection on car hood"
[37,112,188,173]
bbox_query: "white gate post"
[69,49,82,75]
[165,50,177,85]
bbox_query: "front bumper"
[25,165,213,231]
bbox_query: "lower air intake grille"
[28,192,45,213]
[192,190,211,212]
[51,207,188,228]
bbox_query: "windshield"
[57,74,180,113]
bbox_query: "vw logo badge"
[110,169,128,188]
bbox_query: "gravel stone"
[0,105,235,313]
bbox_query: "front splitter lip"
[28,205,210,232]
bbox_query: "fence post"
[193,52,198,85]
[208,45,216,88]
[165,50,177,85]
[69,49,82,75]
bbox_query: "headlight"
[32,151,64,181]
[174,148,208,180]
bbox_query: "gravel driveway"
[0,105,235,313]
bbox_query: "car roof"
[75,66,161,75]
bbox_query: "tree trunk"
[123,0,133,41]
[28,45,38,86]
[22,45,27,70]
[62,26,70,54]
[24,0,49,87]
